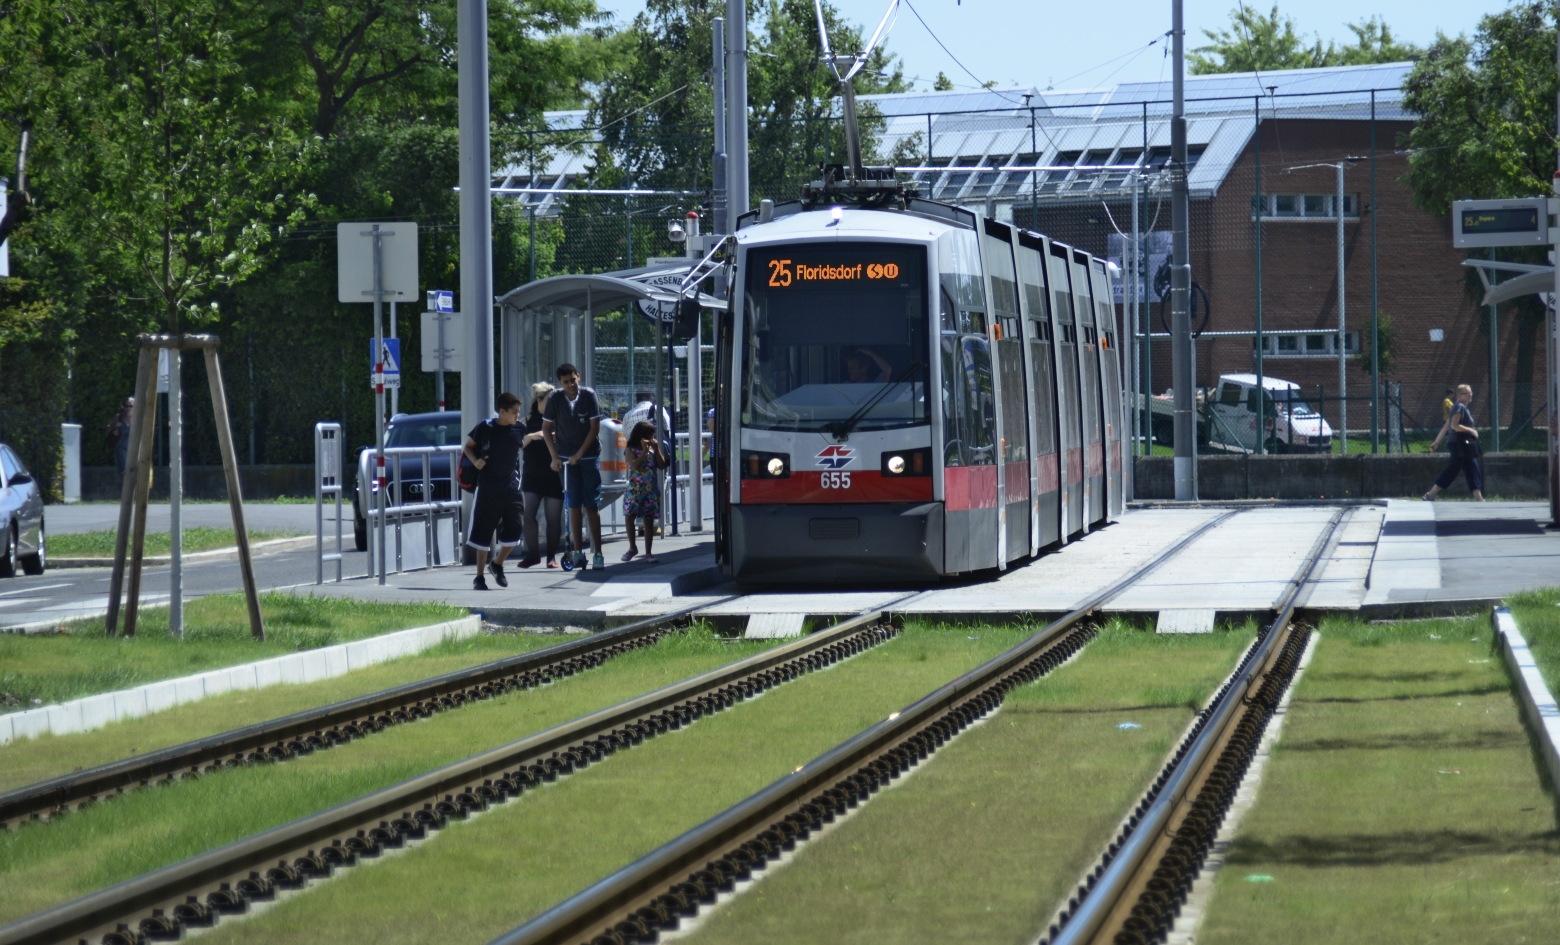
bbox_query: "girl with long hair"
[621,420,667,562]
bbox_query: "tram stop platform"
[303,500,1559,628]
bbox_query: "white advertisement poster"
[1106,231,1171,305]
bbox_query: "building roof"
[499,62,1414,215]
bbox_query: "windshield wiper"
[824,361,925,442]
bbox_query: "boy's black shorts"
[466,486,523,550]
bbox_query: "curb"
[0,614,480,746]
[46,535,315,569]
[1493,607,1560,797]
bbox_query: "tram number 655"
[820,471,852,489]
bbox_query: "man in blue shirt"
[463,392,526,589]
[542,363,607,570]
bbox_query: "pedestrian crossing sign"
[371,337,402,390]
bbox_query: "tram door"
[982,223,1030,563]
[938,229,999,573]
[1090,259,1126,521]
[1016,233,1061,549]
[713,301,734,568]
[1047,244,1084,538]
[1071,251,1105,528]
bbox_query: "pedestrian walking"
[517,382,563,569]
[463,392,527,590]
[108,397,134,476]
[620,421,667,563]
[542,363,606,571]
[1423,384,1485,502]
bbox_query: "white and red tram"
[712,196,1126,584]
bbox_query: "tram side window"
[938,230,996,468]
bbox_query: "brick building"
[861,63,1547,443]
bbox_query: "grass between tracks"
[1505,587,1560,698]
[0,592,465,713]
[48,527,305,558]
[182,622,1053,945]
[0,629,571,793]
[0,625,778,926]
[1198,614,1560,944]
[684,617,1259,945]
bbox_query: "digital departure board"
[1452,198,1549,248]
[765,258,903,286]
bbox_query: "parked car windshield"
[386,418,461,447]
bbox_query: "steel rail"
[0,597,741,830]
[0,605,907,945]
[486,509,1244,945]
[1046,508,1347,945]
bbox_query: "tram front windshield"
[742,242,928,433]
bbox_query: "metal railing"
[360,444,464,578]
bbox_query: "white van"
[1207,374,1333,454]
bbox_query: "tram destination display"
[1452,197,1549,248]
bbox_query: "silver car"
[0,442,45,575]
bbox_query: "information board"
[1452,198,1549,248]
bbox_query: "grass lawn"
[48,526,304,558]
[0,593,466,713]
[189,622,1058,945]
[684,618,1257,945]
[1505,587,1560,699]
[1197,614,1560,944]
[0,630,570,793]
[0,627,781,926]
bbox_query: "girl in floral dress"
[621,421,666,562]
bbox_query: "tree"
[932,71,953,91]
[1401,1,1555,432]
[269,0,611,139]
[1190,5,1419,75]
[586,0,907,207]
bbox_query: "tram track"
[0,598,741,831]
[1043,508,1347,945]
[481,510,1243,945]
[0,600,914,945]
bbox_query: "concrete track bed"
[1196,614,1560,944]
[0,628,780,926]
[675,619,1258,945]
[179,624,1043,945]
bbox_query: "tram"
[710,182,1126,584]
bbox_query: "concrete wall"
[1133,452,1548,500]
[82,465,316,502]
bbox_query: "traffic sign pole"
[369,224,388,585]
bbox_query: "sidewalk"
[302,529,723,627]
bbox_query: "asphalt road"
[1,542,368,631]
[47,502,342,535]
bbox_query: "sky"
[589,0,1514,93]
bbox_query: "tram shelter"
[496,264,725,414]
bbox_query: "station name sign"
[767,258,902,286]
[1452,197,1549,249]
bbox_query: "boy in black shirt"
[464,392,526,589]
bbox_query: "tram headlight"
[741,449,790,479]
[880,447,931,477]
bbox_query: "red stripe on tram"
[944,465,998,512]
[740,471,932,505]
[1004,461,1030,503]
[1037,453,1060,494]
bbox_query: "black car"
[351,411,463,551]
[0,441,45,575]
